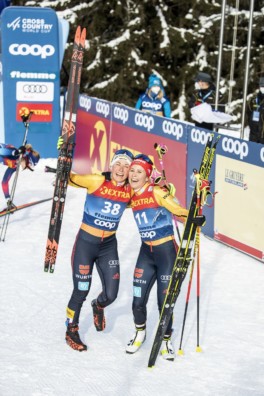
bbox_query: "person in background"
[246,77,264,144]
[135,74,171,117]
[0,143,40,209]
[125,155,205,361]
[188,71,225,131]
[65,149,134,352]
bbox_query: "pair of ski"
[148,134,220,368]
[44,26,86,273]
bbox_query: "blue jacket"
[135,90,171,117]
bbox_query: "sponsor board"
[214,155,264,261]
[1,6,60,156]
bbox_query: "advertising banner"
[75,96,264,262]
[214,138,264,261]
[74,96,111,174]
[74,95,188,207]
[1,6,60,157]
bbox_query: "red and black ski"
[44,26,86,273]
[0,198,52,217]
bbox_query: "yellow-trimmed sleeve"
[69,173,105,193]
[153,186,188,218]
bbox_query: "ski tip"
[177,349,184,356]
[75,26,81,45]
[80,27,87,44]
[196,346,202,353]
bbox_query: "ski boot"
[126,324,146,354]
[65,323,87,352]
[160,334,175,361]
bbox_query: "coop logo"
[140,231,156,239]
[191,129,211,145]
[260,147,264,162]
[95,101,110,118]
[7,17,20,31]
[222,137,248,160]
[113,106,129,124]
[94,219,116,229]
[79,96,91,112]
[134,113,154,131]
[9,44,55,59]
[162,120,183,140]
[141,101,162,111]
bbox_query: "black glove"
[18,146,26,154]
[102,171,111,181]
[193,215,206,227]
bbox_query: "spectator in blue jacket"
[135,74,171,117]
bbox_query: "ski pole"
[193,172,210,353]
[0,111,33,242]
[196,212,202,352]
[177,228,200,355]
[154,143,181,242]
[177,253,196,355]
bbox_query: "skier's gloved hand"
[18,145,26,154]
[57,136,64,150]
[167,182,176,196]
[193,215,206,227]
[102,171,111,181]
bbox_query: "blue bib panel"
[130,185,174,242]
[82,180,131,232]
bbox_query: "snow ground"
[0,159,263,396]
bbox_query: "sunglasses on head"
[114,149,134,160]
[134,154,153,165]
